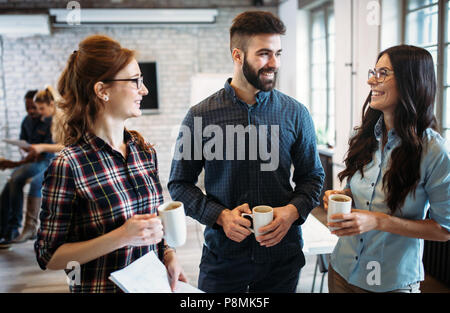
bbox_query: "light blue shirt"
[330,117,450,292]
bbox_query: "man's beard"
[242,56,278,92]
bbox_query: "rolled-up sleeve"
[424,137,450,232]
[34,154,76,270]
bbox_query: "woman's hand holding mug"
[119,213,164,247]
[323,189,352,211]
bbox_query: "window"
[404,0,449,138]
[309,2,335,147]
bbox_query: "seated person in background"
[0,89,40,169]
[0,90,46,245]
[8,86,64,245]
[323,45,450,293]
[0,87,64,248]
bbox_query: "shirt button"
[360,238,363,242]
[386,146,391,150]
[355,256,359,260]
[366,201,370,206]
[371,183,375,187]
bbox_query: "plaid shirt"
[34,130,164,293]
[168,79,325,263]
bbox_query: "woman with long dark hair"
[323,45,450,293]
[34,35,186,293]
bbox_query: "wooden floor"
[0,216,325,293]
[0,208,449,293]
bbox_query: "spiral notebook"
[109,251,203,293]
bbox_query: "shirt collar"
[82,129,135,152]
[374,116,384,141]
[255,88,271,103]
[374,115,398,142]
[224,78,238,103]
[224,78,271,107]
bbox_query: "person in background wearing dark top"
[0,89,54,247]
[35,35,186,293]
[22,89,41,133]
[6,86,65,246]
[168,11,324,292]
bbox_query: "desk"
[302,214,338,256]
[301,214,338,292]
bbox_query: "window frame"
[308,1,335,146]
[402,0,448,137]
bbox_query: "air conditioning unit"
[49,9,218,26]
[0,15,50,37]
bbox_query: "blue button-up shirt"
[330,116,450,292]
[168,79,324,262]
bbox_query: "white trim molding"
[49,8,219,26]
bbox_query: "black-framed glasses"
[103,75,144,90]
[368,68,394,83]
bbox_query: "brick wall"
[0,38,9,188]
[0,5,278,197]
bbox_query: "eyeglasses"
[103,75,144,90]
[368,68,394,83]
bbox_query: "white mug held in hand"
[241,205,273,237]
[157,201,187,247]
[327,194,352,231]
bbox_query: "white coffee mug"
[327,194,352,231]
[241,205,274,237]
[157,201,187,247]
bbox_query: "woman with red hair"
[35,35,186,293]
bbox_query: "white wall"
[296,9,310,108]
[333,0,353,189]
[380,0,402,51]
[332,0,381,189]
[278,0,299,98]
[295,0,385,189]
[331,0,407,189]
[291,0,404,190]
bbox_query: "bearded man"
[168,11,324,293]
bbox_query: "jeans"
[0,159,50,237]
[198,245,304,293]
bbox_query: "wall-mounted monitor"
[139,62,159,113]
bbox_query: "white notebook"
[109,251,203,293]
[3,139,31,149]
